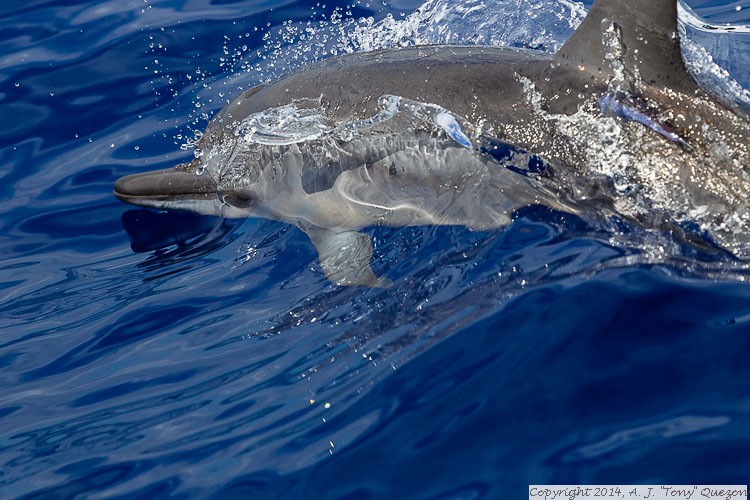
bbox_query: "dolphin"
[115,0,750,286]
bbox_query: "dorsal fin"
[557,0,697,92]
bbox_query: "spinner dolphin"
[115,0,750,285]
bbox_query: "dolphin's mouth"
[114,168,218,209]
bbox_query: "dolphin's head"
[115,124,267,218]
[114,160,262,218]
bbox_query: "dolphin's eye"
[222,190,256,209]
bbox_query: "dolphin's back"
[211,45,552,129]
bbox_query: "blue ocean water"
[2,0,750,497]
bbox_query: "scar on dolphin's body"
[115,0,750,286]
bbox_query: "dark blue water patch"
[0,405,22,420]
[4,202,131,260]
[0,2,61,17]
[68,165,119,188]
[121,209,228,253]
[20,203,124,238]
[4,60,160,148]
[479,135,549,177]
[0,261,39,271]
[110,477,185,500]
[70,370,200,408]
[20,461,147,500]
[23,304,206,379]
[0,139,44,200]
[0,350,21,370]
[219,270,750,499]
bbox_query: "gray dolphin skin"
[115,0,750,286]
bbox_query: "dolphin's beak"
[114,168,219,214]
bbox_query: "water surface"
[2,0,750,497]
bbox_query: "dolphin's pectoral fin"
[304,227,392,288]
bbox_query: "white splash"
[239,98,335,146]
[678,0,750,115]
[235,94,475,150]
[346,0,586,52]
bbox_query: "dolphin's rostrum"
[115,0,750,286]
